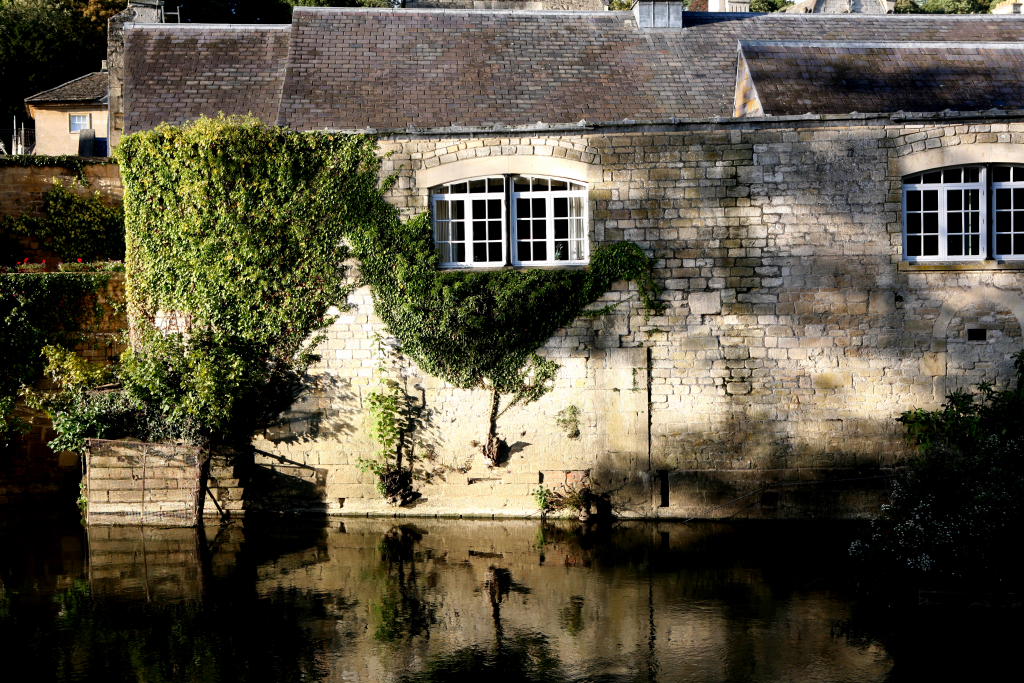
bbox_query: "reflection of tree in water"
[5,579,349,683]
[373,524,437,643]
[400,631,572,683]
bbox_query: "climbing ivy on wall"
[113,115,389,445]
[1,183,125,263]
[70,115,660,474]
[0,272,111,450]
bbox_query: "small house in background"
[24,70,109,157]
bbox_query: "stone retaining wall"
[85,439,206,526]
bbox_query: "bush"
[852,352,1024,589]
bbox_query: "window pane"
[963,167,980,183]
[532,177,549,191]
[534,243,547,260]
[570,241,583,261]
[923,171,942,184]
[436,222,449,242]
[907,237,921,257]
[554,242,568,261]
[513,176,530,192]
[488,243,502,261]
[517,197,530,217]
[435,200,449,220]
[907,191,921,212]
[1015,235,1024,255]
[534,220,546,239]
[922,190,938,211]
[923,212,938,233]
[944,168,961,183]
[454,243,465,261]
[1015,188,1024,207]
[518,220,531,239]
[570,197,583,216]
[488,177,504,192]
[948,236,963,256]
[550,179,567,191]
[473,243,487,262]
[469,178,486,193]
[1015,213,1024,232]
[452,202,465,219]
[436,243,448,262]
[473,221,486,241]
[997,189,1012,209]
[947,190,962,211]
[554,197,568,217]
[969,236,980,255]
[948,213,962,234]
[452,222,465,241]
[571,218,584,240]
[555,218,568,239]
[1015,167,1024,182]
[994,166,1012,183]
[488,199,501,216]
[907,214,921,234]
[532,198,545,217]
[923,235,939,255]
[518,242,530,261]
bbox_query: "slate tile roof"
[124,24,290,134]
[740,41,1024,116]
[122,9,1024,133]
[25,72,108,105]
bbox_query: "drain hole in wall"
[538,472,544,484]
[337,497,345,509]
[658,470,670,507]
[967,328,988,341]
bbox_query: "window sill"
[899,260,1024,272]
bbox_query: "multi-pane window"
[69,114,91,133]
[431,175,589,268]
[512,176,587,266]
[903,164,1024,262]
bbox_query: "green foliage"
[852,352,1024,588]
[555,404,581,440]
[2,182,124,262]
[0,155,110,179]
[0,271,109,450]
[350,216,662,395]
[533,485,553,513]
[0,1,106,125]
[750,0,793,11]
[110,115,387,446]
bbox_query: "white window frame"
[430,174,590,269]
[431,176,507,269]
[511,175,589,267]
[902,166,987,263]
[69,113,91,133]
[990,165,1024,261]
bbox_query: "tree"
[0,0,105,127]
[894,0,991,12]
[750,0,792,11]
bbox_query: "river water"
[0,513,1017,682]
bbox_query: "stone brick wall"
[254,115,1024,519]
[85,439,206,526]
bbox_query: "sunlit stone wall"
[253,115,1024,519]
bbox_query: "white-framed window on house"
[69,114,91,133]
[512,175,588,266]
[903,164,1024,262]
[430,174,589,268]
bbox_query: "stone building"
[119,6,1024,518]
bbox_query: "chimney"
[107,2,165,150]
[634,1,684,28]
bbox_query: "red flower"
[23,258,29,264]
[77,258,83,263]
[41,260,46,265]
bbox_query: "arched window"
[903,165,1024,262]
[431,175,589,268]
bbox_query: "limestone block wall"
[85,439,206,526]
[256,115,1024,519]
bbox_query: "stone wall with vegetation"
[254,115,1024,518]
